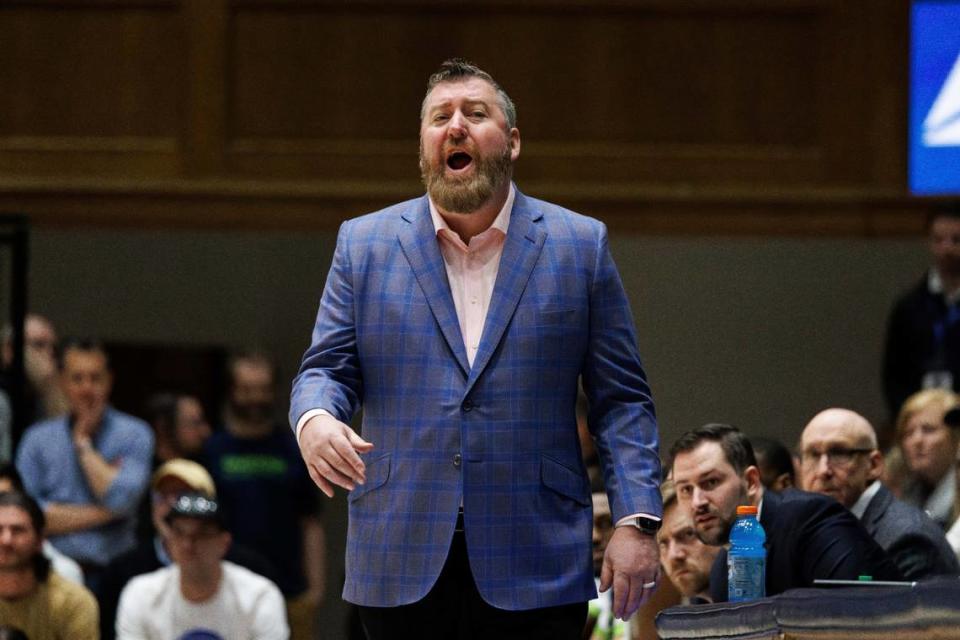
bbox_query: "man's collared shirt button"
[453,453,462,468]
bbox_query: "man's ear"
[508,128,521,162]
[867,450,884,482]
[744,465,763,502]
[217,531,233,557]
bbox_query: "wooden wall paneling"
[183,0,229,176]
[863,0,909,189]
[223,1,840,190]
[0,0,184,177]
[0,0,930,234]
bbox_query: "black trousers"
[358,523,587,640]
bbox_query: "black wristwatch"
[631,516,662,536]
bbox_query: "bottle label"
[728,556,765,601]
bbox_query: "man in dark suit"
[291,59,663,638]
[800,408,959,580]
[670,424,902,602]
[883,204,960,418]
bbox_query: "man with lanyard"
[884,203,960,417]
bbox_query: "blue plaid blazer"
[290,188,662,610]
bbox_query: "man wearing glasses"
[800,408,959,580]
[671,424,902,602]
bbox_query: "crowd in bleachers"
[585,206,960,638]
[0,332,322,639]
[0,207,957,640]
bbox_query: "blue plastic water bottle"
[728,504,766,602]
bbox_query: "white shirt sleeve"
[295,408,333,444]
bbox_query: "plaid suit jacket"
[290,188,662,610]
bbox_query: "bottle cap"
[736,505,758,515]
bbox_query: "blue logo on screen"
[924,53,960,146]
[910,2,960,195]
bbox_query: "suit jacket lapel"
[760,491,779,554]
[465,191,546,394]
[397,197,471,377]
[860,484,890,536]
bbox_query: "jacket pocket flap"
[348,452,391,503]
[541,455,590,506]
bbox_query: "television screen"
[910,1,960,195]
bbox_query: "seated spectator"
[800,408,959,579]
[656,480,720,604]
[750,436,796,492]
[15,338,154,593]
[585,491,630,639]
[0,462,83,585]
[145,392,211,464]
[1,313,68,429]
[0,491,99,638]
[116,493,288,639]
[670,423,902,602]
[99,459,277,640]
[942,409,960,559]
[135,393,213,542]
[204,351,325,637]
[0,313,66,462]
[896,388,960,527]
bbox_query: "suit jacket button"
[453,453,462,467]
[462,399,474,412]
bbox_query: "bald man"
[800,408,959,580]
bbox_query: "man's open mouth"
[446,151,473,170]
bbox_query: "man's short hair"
[927,200,960,228]
[421,58,517,130]
[750,436,796,484]
[227,349,277,388]
[146,392,197,441]
[0,491,50,582]
[0,462,24,492]
[669,423,758,475]
[56,336,109,371]
[0,490,45,534]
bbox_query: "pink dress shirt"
[429,186,513,367]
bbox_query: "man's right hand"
[299,414,374,498]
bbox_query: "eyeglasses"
[800,447,873,468]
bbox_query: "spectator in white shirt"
[116,493,288,640]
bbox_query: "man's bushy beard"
[230,399,274,424]
[420,143,513,214]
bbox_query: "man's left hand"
[599,525,660,620]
